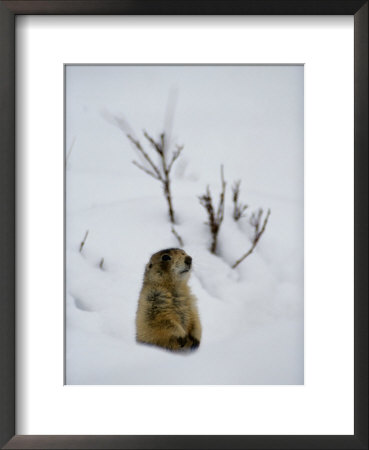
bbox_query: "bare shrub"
[199,166,226,254]
[232,208,271,268]
[127,131,183,224]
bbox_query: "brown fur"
[136,248,202,351]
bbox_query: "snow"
[66,65,304,384]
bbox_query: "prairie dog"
[136,248,201,351]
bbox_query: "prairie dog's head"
[144,248,192,285]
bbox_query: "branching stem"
[232,209,271,268]
[199,165,226,254]
[126,131,183,224]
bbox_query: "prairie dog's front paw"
[189,335,200,349]
[177,336,188,348]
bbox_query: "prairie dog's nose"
[185,256,192,266]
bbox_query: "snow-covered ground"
[66,65,304,384]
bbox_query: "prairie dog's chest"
[171,293,190,310]
[171,294,191,327]
[144,290,191,325]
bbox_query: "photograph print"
[65,64,304,385]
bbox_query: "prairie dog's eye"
[161,254,171,261]
[148,263,153,268]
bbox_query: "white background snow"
[65,65,304,385]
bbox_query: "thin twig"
[132,160,160,180]
[216,165,226,224]
[232,209,271,268]
[199,165,227,254]
[79,230,89,253]
[232,180,248,221]
[168,145,184,172]
[99,258,104,270]
[171,226,184,247]
[127,134,163,180]
[143,130,163,156]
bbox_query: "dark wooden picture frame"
[0,1,367,449]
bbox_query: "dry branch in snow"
[232,208,271,268]
[199,165,226,254]
[171,226,184,247]
[232,180,248,221]
[126,131,183,224]
[79,230,89,253]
